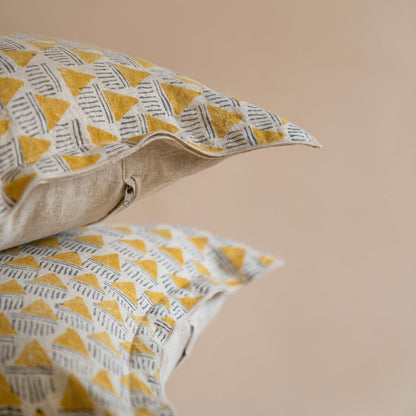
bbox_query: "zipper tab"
[123,181,136,207]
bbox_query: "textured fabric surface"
[0,33,319,249]
[0,223,280,415]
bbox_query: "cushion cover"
[0,33,319,250]
[0,223,280,415]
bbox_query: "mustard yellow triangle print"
[0,77,24,105]
[19,135,51,164]
[35,94,70,130]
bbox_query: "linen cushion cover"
[0,223,280,415]
[0,33,319,251]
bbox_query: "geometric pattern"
[0,223,280,415]
[0,33,319,219]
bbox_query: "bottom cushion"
[0,224,280,415]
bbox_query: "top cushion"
[0,33,319,250]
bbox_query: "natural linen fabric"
[0,33,319,251]
[0,223,280,415]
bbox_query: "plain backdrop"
[1,0,415,415]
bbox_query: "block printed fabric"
[0,224,280,415]
[0,33,319,221]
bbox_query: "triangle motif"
[103,90,138,121]
[0,77,24,105]
[35,94,70,130]
[161,83,201,114]
[87,125,118,147]
[60,373,95,410]
[19,135,51,164]
[58,67,95,96]
[3,173,37,202]
[207,105,244,138]
[114,64,150,87]
[62,153,100,171]
[1,49,37,66]
[14,339,52,367]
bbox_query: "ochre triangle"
[162,316,175,327]
[90,332,120,356]
[35,94,70,130]
[54,328,89,357]
[144,290,164,304]
[252,127,285,144]
[60,373,94,410]
[207,105,244,138]
[32,236,60,248]
[1,49,37,66]
[92,370,117,394]
[3,173,36,201]
[145,114,178,134]
[129,337,154,355]
[32,273,66,288]
[96,300,124,323]
[0,77,24,105]
[129,315,151,328]
[120,373,154,396]
[14,339,52,367]
[144,291,170,310]
[19,135,51,164]
[0,119,9,136]
[75,234,104,246]
[161,83,201,114]
[6,255,40,269]
[179,296,203,310]
[170,274,191,290]
[188,236,208,252]
[130,57,154,68]
[193,260,211,276]
[258,255,276,266]
[73,273,104,291]
[21,299,57,319]
[0,280,26,294]
[149,228,172,240]
[159,246,184,266]
[58,67,95,96]
[103,90,138,121]
[87,125,118,147]
[62,153,100,171]
[134,259,158,280]
[0,373,21,406]
[90,254,120,272]
[60,297,92,321]
[48,251,83,266]
[220,246,246,270]
[111,281,137,305]
[114,64,150,87]
[119,239,147,253]
[26,41,55,50]
[71,49,102,64]
[0,313,17,335]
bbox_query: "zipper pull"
[123,180,136,207]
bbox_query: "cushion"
[0,223,280,415]
[0,33,319,251]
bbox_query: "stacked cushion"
[0,33,319,250]
[0,223,280,415]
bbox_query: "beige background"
[2,0,415,414]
